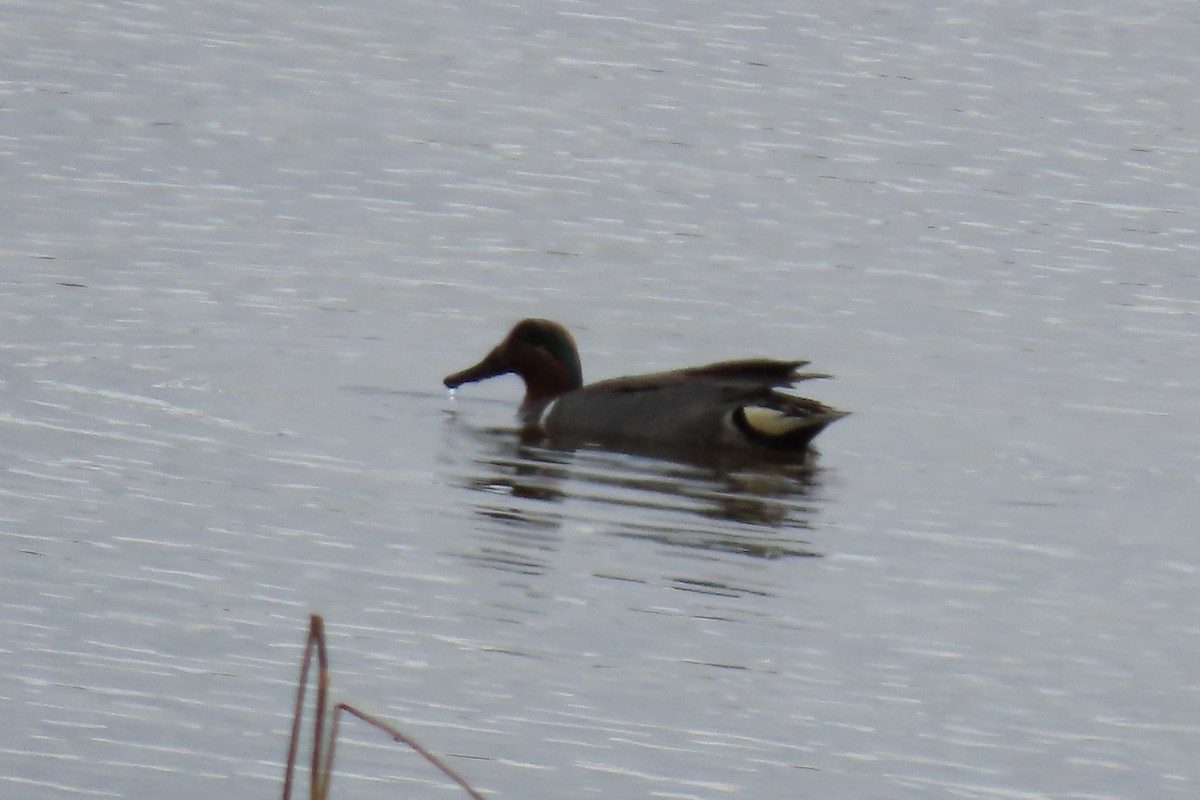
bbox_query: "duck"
[443,318,848,456]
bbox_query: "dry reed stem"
[282,614,487,800]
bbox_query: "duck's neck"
[517,352,581,411]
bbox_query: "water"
[3,1,1198,798]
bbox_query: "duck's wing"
[589,359,830,395]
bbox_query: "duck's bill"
[443,351,510,389]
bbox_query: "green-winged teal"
[444,318,848,454]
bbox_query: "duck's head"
[443,318,584,409]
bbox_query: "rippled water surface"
[3,1,1199,798]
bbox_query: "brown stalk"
[281,614,487,800]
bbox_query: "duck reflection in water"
[445,421,833,584]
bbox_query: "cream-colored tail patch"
[740,405,804,437]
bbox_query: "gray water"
[3,1,1198,798]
